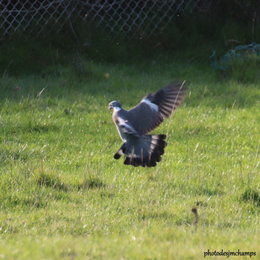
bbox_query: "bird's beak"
[108,105,113,110]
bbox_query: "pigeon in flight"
[109,81,187,167]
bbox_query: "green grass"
[0,41,259,259]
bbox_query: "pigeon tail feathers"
[114,134,167,167]
[114,143,126,159]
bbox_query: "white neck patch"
[141,98,159,111]
[113,107,121,112]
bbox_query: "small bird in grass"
[109,81,187,167]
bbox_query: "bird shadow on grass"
[76,177,106,190]
[34,171,107,192]
[35,172,68,191]
[241,188,260,207]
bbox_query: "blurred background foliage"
[0,0,259,77]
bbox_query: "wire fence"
[0,0,206,39]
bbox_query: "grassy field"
[0,39,259,259]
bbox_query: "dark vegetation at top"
[0,0,259,76]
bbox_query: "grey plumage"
[109,81,187,167]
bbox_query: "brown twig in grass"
[192,207,199,226]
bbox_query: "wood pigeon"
[109,81,187,167]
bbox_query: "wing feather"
[126,81,187,135]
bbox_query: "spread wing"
[126,81,187,135]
